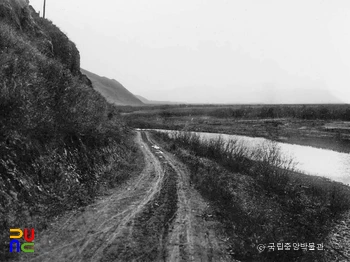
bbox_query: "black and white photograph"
[1,0,350,261]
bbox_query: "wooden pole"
[43,0,46,18]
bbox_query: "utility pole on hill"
[43,0,46,18]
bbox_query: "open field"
[122,104,350,153]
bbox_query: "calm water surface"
[150,129,350,185]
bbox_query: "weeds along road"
[19,131,234,262]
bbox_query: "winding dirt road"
[19,131,233,262]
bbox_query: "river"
[148,129,350,185]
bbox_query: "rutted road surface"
[20,131,233,262]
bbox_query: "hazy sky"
[29,0,350,103]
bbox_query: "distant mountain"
[143,85,342,104]
[135,95,181,105]
[81,69,143,106]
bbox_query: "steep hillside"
[0,1,140,260]
[81,68,143,106]
[135,94,180,105]
[135,94,152,104]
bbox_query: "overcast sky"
[29,0,350,103]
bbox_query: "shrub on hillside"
[34,16,80,74]
[0,2,136,260]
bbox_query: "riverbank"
[151,130,350,261]
[182,118,350,154]
[147,128,350,185]
[123,106,350,153]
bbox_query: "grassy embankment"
[152,131,350,261]
[0,1,142,260]
[123,104,350,153]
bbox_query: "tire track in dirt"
[99,133,179,261]
[20,132,166,262]
[146,132,236,262]
[19,131,234,262]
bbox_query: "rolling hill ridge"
[81,69,144,106]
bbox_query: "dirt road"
[19,131,233,262]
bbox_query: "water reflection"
[153,129,350,185]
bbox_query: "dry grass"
[152,131,350,261]
[0,3,137,260]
